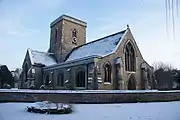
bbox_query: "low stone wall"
[0,90,180,103]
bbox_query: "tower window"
[72,29,77,38]
[55,28,58,41]
[125,42,136,71]
[72,29,78,44]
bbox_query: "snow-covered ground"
[0,101,180,120]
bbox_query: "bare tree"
[152,61,173,71]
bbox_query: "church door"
[128,75,136,90]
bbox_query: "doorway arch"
[128,74,136,90]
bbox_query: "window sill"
[56,86,64,87]
[126,71,136,73]
[98,80,103,83]
[104,82,111,85]
[75,87,86,90]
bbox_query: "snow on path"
[0,101,180,120]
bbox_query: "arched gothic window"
[104,62,111,83]
[125,42,136,71]
[45,74,50,86]
[57,73,64,86]
[76,70,85,87]
[24,64,28,82]
[147,71,152,88]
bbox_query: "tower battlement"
[50,14,87,28]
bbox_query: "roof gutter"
[43,55,102,70]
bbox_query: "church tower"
[49,14,87,62]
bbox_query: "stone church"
[21,14,156,90]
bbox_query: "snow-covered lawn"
[0,101,180,120]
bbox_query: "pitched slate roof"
[28,48,57,66]
[66,29,127,62]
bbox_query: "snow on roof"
[66,29,127,62]
[28,49,57,66]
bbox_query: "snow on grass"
[1,101,180,120]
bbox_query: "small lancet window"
[72,29,77,38]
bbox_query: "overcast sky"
[0,0,180,70]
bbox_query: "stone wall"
[1,90,180,103]
[43,57,96,90]
[93,29,154,90]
